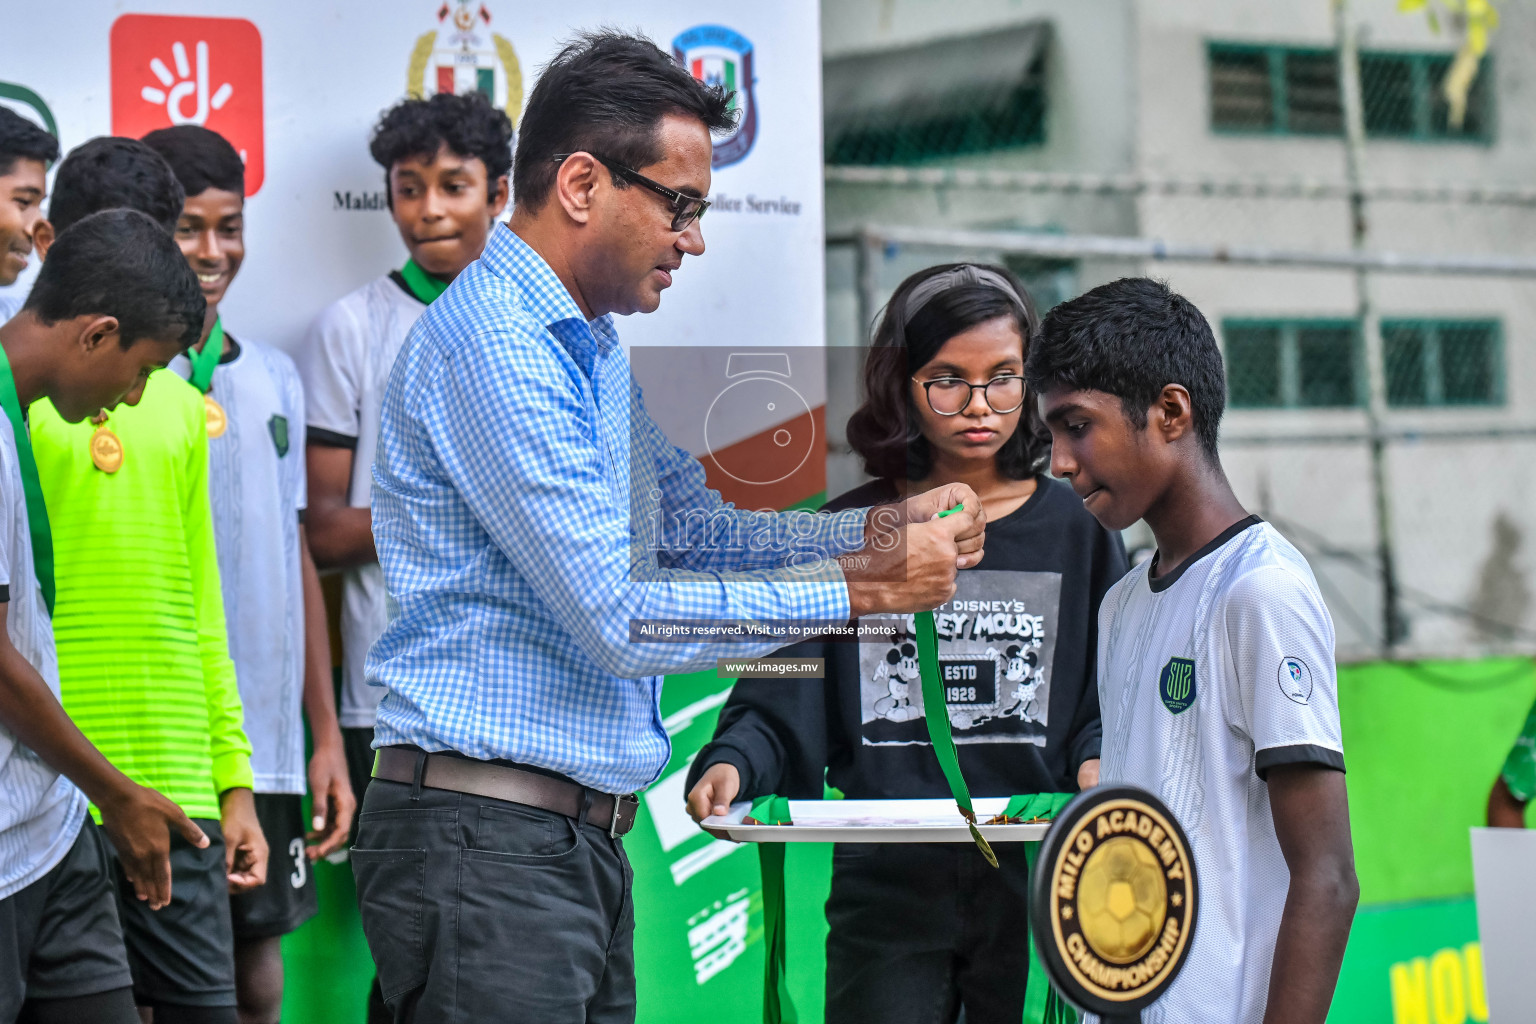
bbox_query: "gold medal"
[90,424,123,473]
[204,394,227,438]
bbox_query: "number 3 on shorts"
[289,837,307,889]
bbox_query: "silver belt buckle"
[610,794,639,839]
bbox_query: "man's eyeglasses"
[551,152,711,232]
[913,375,1027,416]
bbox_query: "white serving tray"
[701,798,1051,844]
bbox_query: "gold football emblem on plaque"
[90,425,123,474]
[1030,786,1198,1019]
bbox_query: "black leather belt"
[372,746,640,839]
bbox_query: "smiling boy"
[142,124,354,1024]
[0,109,59,321]
[1026,278,1358,1024]
[299,91,511,811]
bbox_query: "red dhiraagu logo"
[406,1,522,127]
[109,14,265,195]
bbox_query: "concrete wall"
[822,0,1536,659]
[1135,0,1536,657]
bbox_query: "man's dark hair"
[25,209,204,349]
[369,91,513,205]
[1025,277,1226,458]
[48,137,185,236]
[0,108,59,177]
[848,263,1049,481]
[513,31,735,211]
[141,124,245,198]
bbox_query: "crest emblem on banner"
[672,25,757,167]
[406,0,522,125]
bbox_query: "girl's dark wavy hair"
[846,262,1049,482]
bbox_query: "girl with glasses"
[687,263,1129,1024]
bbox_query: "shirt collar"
[484,225,619,358]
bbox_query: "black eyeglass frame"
[911,375,1029,416]
[550,152,711,232]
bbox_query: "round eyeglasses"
[912,375,1027,416]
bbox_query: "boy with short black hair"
[0,108,59,320]
[143,123,353,1024]
[28,137,267,1024]
[1026,277,1359,1024]
[300,90,511,809]
[0,208,209,1024]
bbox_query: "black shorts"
[229,794,319,940]
[103,817,236,1009]
[342,725,376,817]
[0,820,133,1018]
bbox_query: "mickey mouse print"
[860,570,1062,747]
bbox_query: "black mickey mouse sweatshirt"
[686,475,1129,802]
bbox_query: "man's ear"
[33,220,54,261]
[1154,383,1195,444]
[554,154,598,226]
[77,315,120,353]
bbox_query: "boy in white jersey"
[0,210,210,1023]
[1027,278,1359,1024]
[300,91,510,814]
[141,125,354,1024]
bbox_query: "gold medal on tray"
[204,394,227,438]
[90,423,123,474]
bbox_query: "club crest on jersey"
[268,414,289,457]
[1158,657,1196,714]
[1278,656,1312,705]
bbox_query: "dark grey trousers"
[824,841,1033,1024]
[351,773,636,1024]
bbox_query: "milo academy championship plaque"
[1029,785,1198,1022]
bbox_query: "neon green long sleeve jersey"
[31,369,252,819]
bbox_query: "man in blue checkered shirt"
[351,32,987,1024]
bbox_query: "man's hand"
[220,787,269,894]
[96,782,208,911]
[844,486,985,617]
[1077,758,1100,790]
[686,762,741,823]
[903,483,987,557]
[306,739,356,860]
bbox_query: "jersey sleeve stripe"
[307,427,358,449]
[1255,742,1345,780]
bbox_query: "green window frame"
[1382,319,1504,407]
[1208,42,1492,143]
[1223,318,1363,409]
[825,47,1048,166]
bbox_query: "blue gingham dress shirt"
[367,227,868,794]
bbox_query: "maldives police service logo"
[1278,656,1313,705]
[406,0,522,126]
[672,25,757,167]
[1030,787,1198,1017]
[1158,656,1196,715]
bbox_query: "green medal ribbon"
[0,346,54,615]
[748,795,797,1024]
[399,259,450,305]
[188,317,223,395]
[918,504,998,866]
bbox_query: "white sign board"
[0,1,824,361]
